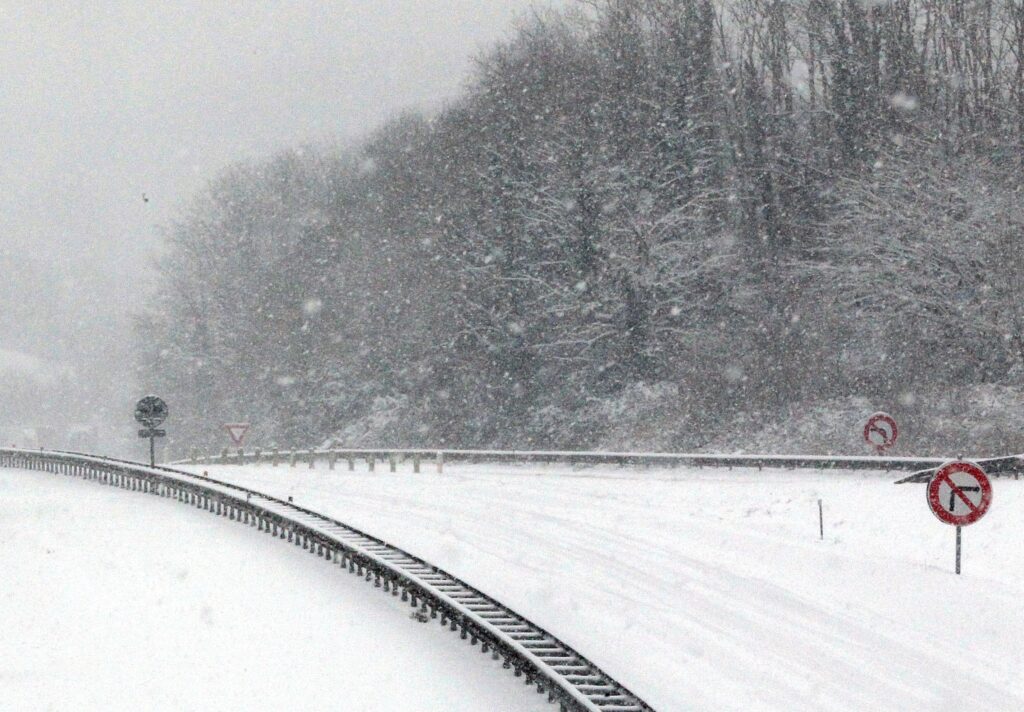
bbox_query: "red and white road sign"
[927,461,992,526]
[864,412,898,452]
[223,423,251,447]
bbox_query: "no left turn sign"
[927,461,992,527]
[864,412,898,452]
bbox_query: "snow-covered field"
[183,460,1024,712]
[0,467,548,712]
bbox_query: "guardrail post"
[328,452,337,470]
[389,454,397,473]
[368,456,375,472]
[347,456,355,471]
[289,449,297,467]
[309,451,316,469]
[237,448,244,461]
[413,454,420,473]
[271,447,279,467]
[436,451,444,473]
[220,448,228,464]
[254,447,262,461]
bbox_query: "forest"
[139,0,1024,456]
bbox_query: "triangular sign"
[223,423,251,446]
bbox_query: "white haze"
[0,0,557,452]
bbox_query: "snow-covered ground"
[183,460,1024,712]
[0,467,548,712]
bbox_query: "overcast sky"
[0,0,559,436]
[2,1,559,278]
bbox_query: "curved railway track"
[0,448,654,712]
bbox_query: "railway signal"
[135,395,168,467]
[926,461,992,574]
[864,412,898,454]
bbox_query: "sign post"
[926,461,993,574]
[863,412,898,455]
[134,395,169,467]
[956,525,962,575]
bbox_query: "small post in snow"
[818,499,824,540]
[436,451,444,474]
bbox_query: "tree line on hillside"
[138,0,1024,454]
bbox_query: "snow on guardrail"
[181,445,957,473]
[0,448,655,712]
[180,446,1024,484]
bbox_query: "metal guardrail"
[0,448,654,712]
[185,446,1024,486]
[183,445,959,473]
[893,454,1024,484]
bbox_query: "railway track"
[0,448,654,712]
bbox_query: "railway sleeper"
[553,668,594,679]
[508,633,548,642]
[535,653,576,662]
[575,684,617,694]
[565,675,608,684]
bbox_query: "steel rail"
[893,454,1024,484]
[185,446,961,473]
[0,448,654,712]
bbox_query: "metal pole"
[818,499,824,540]
[955,525,962,575]
[149,433,156,468]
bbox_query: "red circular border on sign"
[926,461,992,527]
[864,412,898,449]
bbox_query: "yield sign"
[927,461,992,526]
[223,423,251,447]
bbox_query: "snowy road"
[0,467,547,712]
[185,461,1024,711]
